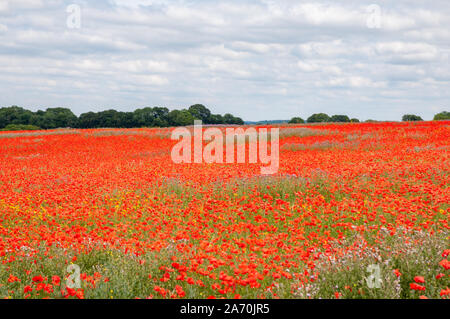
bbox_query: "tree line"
[1,105,448,131]
[289,111,450,124]
[0,104,244,130]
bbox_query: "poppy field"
[0,121,448,299]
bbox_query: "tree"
[288,117,305,124]
[41,107,78,128]
[223,113,244,125]
[96,110,122,128]
[168,109,195,126]
[152,107,170,127]
[133,107,156,127]
[402,114,423,122]
[307,113,330,123]
[350,118,360,123]
[433,111,450,121]
[78,112,101,128]
[188,104,211,123]
[0,105,240,129]
[233,116,244,125]
[330,115,350,122]
[208,114,224,124]
[0,106,34,128]
[117,112,135,128]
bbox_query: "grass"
[1,228,447,299]
[294,229,449,299]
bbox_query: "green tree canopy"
[288,117,305,124]
[330,115,350,122]
[41,107,78,129]
[78,112,101,128]
[188,104,211,123]
[208,114,224,124]
[307,113,331,123]
[0,105,241,129]
[223,113,244,125]
[402,114,423,122]
[0,106,34,128]
[168,109,195,126]
[433,111,450,121]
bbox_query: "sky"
[0,0,449,121]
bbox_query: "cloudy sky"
[0,0,449,121]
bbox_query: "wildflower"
[7,275,20,283]
[32,275,44,283]
[439,259,450,270]
[52,276,61,286]
[75,289,84,299]
[410,283,426,291]
[436,273,445,280]
[23,286,33,293]
[175,285,185,298]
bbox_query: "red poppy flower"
[414,276,425,284]
[410,283,426,291]
[32,275,44,283]
[439,259,450,270]
[436,273,445,280]
[52,276,61,286]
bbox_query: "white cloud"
[376,42,439,63]
[0,0,448,121]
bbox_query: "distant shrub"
[1,124,41,131]
[433,111,450,121]
[350,118,360,123]
[402,114,423,122]
[288,117,305,124]
[307,113,330,123]
[330,115,351,122]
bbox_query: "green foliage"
[330,114,351,122]
[307,113,331,123]
[433,111,450,121]
[288,117,305,124]
[208,114,224,124]
[132,107,169,127]
[0,106,34,128]
[350,118,360,123]
[0,105,242,129]
[42,107,78,128]
[402,114,423,122]
[168,109,195,126]
[77,112,101,128]
[188,104,211,122]
[223,113,244,125]
[0,124,41,131]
